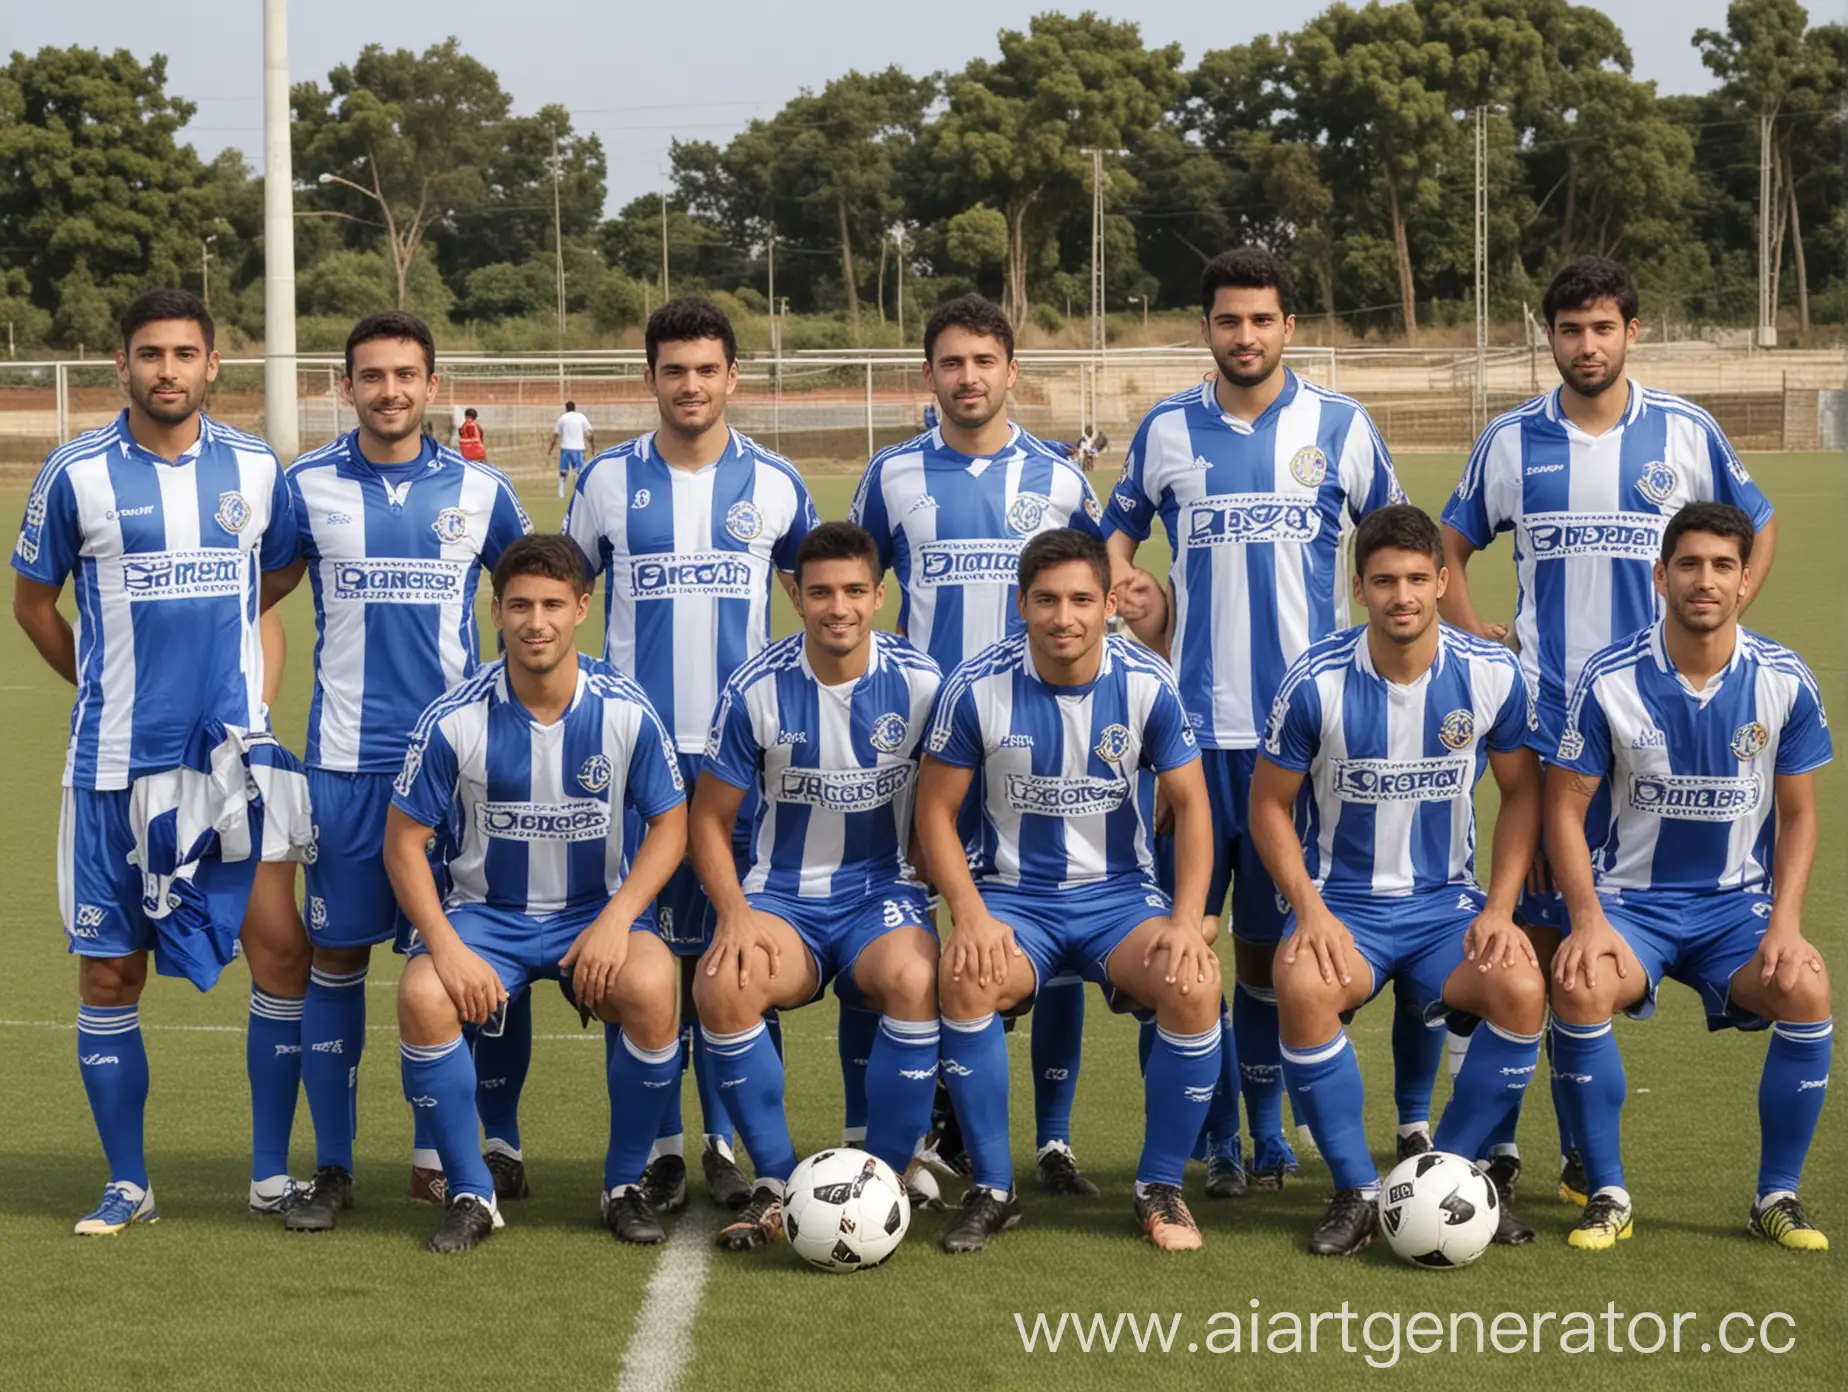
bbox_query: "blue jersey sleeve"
[1776,665,1833,776]
[1144,674,1200,772]
[1703,423,1775,530]
[1486,659,1538,754]
[482,475,534,569]
[12,465,81,585]
[846,462,896,573]
[1069,472,1105,538]
[701,681,761,792]
[924,680,984,769]
[626,699,688,820]
[1340,408,1405,521]
[390,722,459,830]
[772,477,821,574]
[562,467,610,577]
[1553,674,1614,778]
[1100,414,1158,543]
[258,458,300,572]
[1259,662,1323,773]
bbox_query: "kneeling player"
[1249,505,1547,1257]
[385,536,688,1253]
[689,523,945,1252]
[917,530,1221,1254]
[1547,502,1832,1251]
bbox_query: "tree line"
[1,0,1842,355]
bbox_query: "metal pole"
[660,182,670,300]
[550,122,566,397]
[1758,110,1776,348]
[1079,148,1104,354]
[894,228,904,344]
[865,361,875,460]
[1474,105,1488,436]
[262,0,299,460]
[55,361,68,445]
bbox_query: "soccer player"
[917,529,1221,1253]
[457,407,487,461]
[1439,255,1777,1210]
[12,289,309,1232]
[386,534,688,1253]
[565,296,818,1212]
[1103,247,1406,1192]
[687,522,945,1251]
[260,312,531,1230]
[1249,505,1547,1256]
[548,399,594,499]
[1546,502,1831,1251]
[848,293,1106,1197]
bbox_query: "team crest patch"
[308,896,328,931]
[578,753,613,794]
[214,490,251,533]
[1006,492,1052,534]
[1094,723,1132,762]
[1636,461,1676,509]
[1288,445,1328,488]
[1731,721,1769,761]
[431,507,469,544]
[1084,493,1102,523]
[1556,730,1585,762]
[725,500,764,541]
[869,712,909,754]
[632,489,651,509]
[1439,708,1475,751]
[302,828,319,865]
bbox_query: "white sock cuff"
[76,1006,140,1035]
[1773,1018,1833,1043]
[621,1031,680,1067]
[941,1013,996,1034]
[250,987,305,1020]
[401,1035,463,1063]
[1156,1022,1221,1055]
[1280,1031,1348,1067]
[879,1015,940,1043]
[1237,981,1278,1006]
[1552,1018,1612,1040]
[699,1020,765,1053]
[310,965,369,990]
[1486,1021,1544,1046]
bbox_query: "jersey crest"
[725,500,764,541]
[1439,708,1475,751]
[432,507,469,544]
[1006,492,1052,534]
[1289,445,1328,488]
[869,712,909,754]
[1731,721,1770,760]
[577,752,613,794]
[215,490,252,533]
[1636,461,1676,509]
[1094,722,1133,763]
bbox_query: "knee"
[1156,977,1222,1034]
[1547,978,1621,1026]
[78,955,146,1007]
[1491,963,1548,1033]
[245,919,311,994]
[690,967,760,1034]
[396,959,458,1040]
[937,972,998,1022]
[610,945,678,1041]
[880,951,939,1018]
[1771,966,1832,1025]
[313,943,372,976]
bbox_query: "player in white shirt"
[549,401,594,499]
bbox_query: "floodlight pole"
[1757,110,1777,348]
[262,0,299,459]
[1474,105,1488,436]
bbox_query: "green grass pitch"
[0,454,1841,1390]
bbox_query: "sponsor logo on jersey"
[121,549,247,602]
[1524,463,1565,476]
[431,507,469,544]
[1556,729,1585,761]
[67,925,99,940]
[907,493,938,514]
[330,558,467,604]
[776,763,913,814]
[631,489,651,509]
[1288,445,1328,488]
[215,490,252,533]
[1439,708,1475,751]
[725,500,764,541]
[1627,773,1762,821]
[324,511,353,526]
[1331,756,1472,804]
[477,799,612,842]
[628,551,757,600]
[578,753,613,795]
[775,730,807,745]
[1520,511,1662,561]
[75,903,107,929]
[105,505,156,521]
[1184,493,1321,547]
[869,712,909,754]
[1731,721,1770,760]
[1635,461,1677,509]
[1004,773,1128,816]
[1094,722,1132,762]
[1189,454,1213,470]
[1006,491,1053,534]
[999,733,1034,748]
[914,539,1022,587]
[1631,725,1667,749]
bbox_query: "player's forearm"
[12,594,76,685]
[1437,532,1493,636]
[383,826,462,954]
[1770,799,1817,922]
[690,808,752,920]
[1166,783,1213,924]
[260,609,285,709]
[1248,798,1322,919]
[614,807,687,924]
[1743,517,1778,611]
[1485,767,1542,918]
[917,804,984,922]
[1543,790,1601,921]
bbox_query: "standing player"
[1249,505,1547,1255]
[457,407,487,461]
[687,523,945,1251]
[1103,247,1407,1190]
[548,400,594,499]
[387,535,688,1252]
[261,312,531,1230]
[1546,503,1829,1250]
[1439,256,1777,1210]
[848,293,1105,1197]
[565,296,818,1212]
[12,289,309,1232]
[917,530,1222,1253]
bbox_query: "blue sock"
[247,988,304,1181]
[401,1036,492,1200]
[1138,1023,1220,1187]
[1758,1018,1833,1199]
[77,1004,150,1190]
[1280,1030,1375,1192]
[1550,1018,1627,1193]
[301,966,364,1172]
[1392,995,1445,1128]
[838,1003,879,1142]
[1137,1017,1155,1073]
[655,1022,688,1144]
[691,1019,737,1147]
[1203,1005,1242,1161]
[1030,977,1085,1150]
[700,1021,794,1184]
[1234,982,1287,1157]
[1434,1021,1541,1160]
[941,1013,1013,1193]
[606,1030,682,1190]
[473,987,532,1152]
[766,1008,784,1059]
[866,1015,939,1173]
[1548,1020,1578,1157]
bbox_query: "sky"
[12,0,1742,216]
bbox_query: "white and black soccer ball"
[783,1148,910,1272]
[1378,1150,1499,1269]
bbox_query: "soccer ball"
[1378,1151,1499,1269]
[782,1148,910,1272]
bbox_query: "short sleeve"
[1142,674,1199,772]
[561,468,606,576]
[771,476,821,573]
[482,476,533,569]
[1259,662,1323,773]
[1776,666,1833,776]
[1485,660,1537,754]
[626,698,687,820]
[1068,472,1105,538]
[1552,673,1613,777]
[259,462,301,572]
[1339,409,1405,521]
[701,681,762,792]
[1099,415,1157,543]
[846,462,895,573]
[12,466,81,585]
[924,678,985,769]
[390,721,459,830]
[1703,424,1775,530]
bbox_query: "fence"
[3,343,1842,477]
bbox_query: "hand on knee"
[690,975,762,1035]
[397,962,461,1045]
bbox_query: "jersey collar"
[1543,378,1647,432]
[928,421,1022,467]
[1351,621,1447,687]
[1197,366,1300,435]
[1021,632,1113,692]
[491,656,591,726]
[1647,618,1745,695]
[642,427,744,475]
[342,430,446,477]
[799,631,885,687]
[114,408,208,466]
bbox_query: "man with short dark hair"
[549,399,594,499]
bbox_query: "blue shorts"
[408,900,655,1000]
[1286,885,1487,1023]
[304,769,406,949]
[1157,747,1287,943]
[650,752,754,957]
[1588,889,1774,1032]
[979,875,1171,1011]
[558,448,585,472]
[748,884,934,1009]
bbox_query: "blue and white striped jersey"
[847,424,1102,672]
[564,429,819,752]
[703,631,942,900]
[1261,624,1534,899]
[1441,383,1774,741]
[391,655,685,917]
[13,411,297,790]
[286,433,531,774]
[1552,622,1829,895]
[926,633,1198,890]
[1102,370,1404,751]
